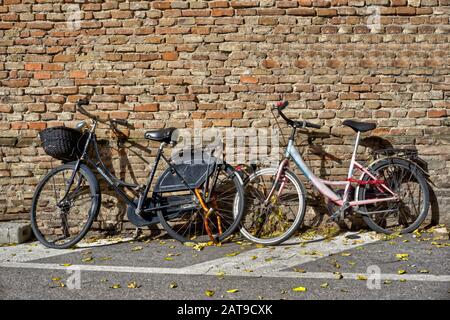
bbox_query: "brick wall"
[0,0,449,231]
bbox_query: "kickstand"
[132,227,142,240]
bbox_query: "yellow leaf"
[127,281,140,289]
[81,257,93,262]
[334,272,343,280]
[320,283,329,288]
[395,253,409,261]
[419,269,429,274]
[356,275,367,280]
[384,280,392,284]
[256,244,265,248]
[132,246,143,252]
[226,289,239,293]
[164,257,173,261]
[205,290,215,297]
[292,286,307,292]
[216,271,225,277]
[398,269,407,275]
[60,263,72,267]
[169,282,178,289]
[225,251,240,257]
[341,253,352,257]
[250,256,258,260]
[400,279,407,282]
[293,268,306,273]
[110,284,121,289]
[51,277,61,282]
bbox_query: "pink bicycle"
[240,101,430,245]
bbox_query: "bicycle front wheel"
[240,167,306,245]
[356,158,430,234]
[157,164,244,243]
[30,163,100,249]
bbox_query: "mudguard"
[154,150,218,193]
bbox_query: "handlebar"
[76,97,133,129]
[273,101,321,130]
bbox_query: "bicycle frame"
[267,129,399,208]
[62,120,203,216]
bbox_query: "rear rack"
[371,148,418,160]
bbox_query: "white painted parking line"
[1,262,449,282]
[184,232,378,275]
[0,238,133,263]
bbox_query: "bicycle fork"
[264,158,290,206]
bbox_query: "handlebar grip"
[275,101,289,110]
[306,122,322,129]
[77,98,90,106]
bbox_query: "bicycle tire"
[30,162,101,249]
[356,157,430,234]
[240,167,307,245]
[157,164,244,243]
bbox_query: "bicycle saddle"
[342,120,376,132]
[144,127,177,143]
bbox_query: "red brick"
[240,75,258,84]
[69,70,87,79]
[11,122,28,130]
[28,122,47,130]
[209,1,229,8]
[53,54,76,63]
[153,1,172,10]
[428,109,447,118]
[212,8,234,17]
[34,72,51,80]
[134,104,159,112]
[24,63,42,71]
[287,8,316,16]
[162,52,179,61]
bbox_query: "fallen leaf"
[132,246,143,252]
[293,268,306,273]
[334,272,343,280]
[60,263,72,267]
[51,277,61,282]
[164,257,173,261]
[292,286,307,292]
[384,280,392,284]
[216,271,225,277]
[225,251,240,257]
[169,282,178,289]
[400,279,407,282]
[341,253,352,257]
[356,275,367,280]
[127,281,140,289]
[398,269,407,275]
[81,257,93,263]
[110,284,121,289]
[226,289,239,293]
[205,290,215,297]
[250,255,258,260]
[419,269,429,274]
[395,253,409,261]
[320,283,329,288]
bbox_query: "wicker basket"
[39,126,86,161]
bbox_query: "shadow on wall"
[300,132,439,232]
[91,137,164,238]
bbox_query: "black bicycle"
[31,97,244,249]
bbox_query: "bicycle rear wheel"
[240,167,306,245]
[30,163,100,249]
[356,158,429,234]
[156,164,244,243]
